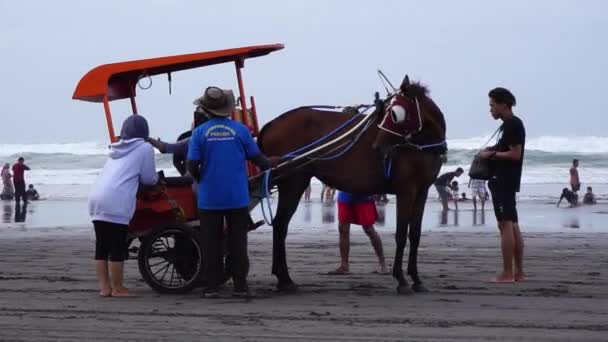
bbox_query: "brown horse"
[257,76,447,294]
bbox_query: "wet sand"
[0,202,607,341]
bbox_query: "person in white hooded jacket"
[88,114,158,297]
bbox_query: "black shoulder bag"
[468,128,500,180]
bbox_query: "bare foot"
[373,266,390,275]
[99,288,112,297]
[490,275,515,283]
[515,273,526,282]
[327,266,350,275]
[111,287,136,298]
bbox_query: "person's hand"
[146,137,166,152]
[478,151,494,159]
[268,156,282,168]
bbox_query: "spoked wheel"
[138,225,203,294]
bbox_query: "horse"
[257,76,447,294]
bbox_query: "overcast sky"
[1,0,606,143]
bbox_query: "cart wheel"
[138,225,203,294]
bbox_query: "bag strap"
[478,127,501,153]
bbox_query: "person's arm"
[240,127,277,170]
[186,130,203,181]
[187,160,201,181]
[139,145,158,185]
[165,138,190,155]
[24,165,31,171]
[146,138,168,153]
[493,144,522,161]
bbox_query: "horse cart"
[72,44,284,293]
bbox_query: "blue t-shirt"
[187,118,261,209]
[337,191,374,204]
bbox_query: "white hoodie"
[88,138,158,225]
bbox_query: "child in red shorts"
[329,191,388,275]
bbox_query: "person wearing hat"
[187,86,278,298]
[88,114,158,298]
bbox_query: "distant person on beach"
[469,179,487,211]
[459,192,468,202]
[303,184,311,202]
[557,188,578,207]
[434,168,463,210]
[451,181,460,207]
[12,157,30,205]
[570,159,580,194]
[89,115,158,298]
[583,187,597,205]
[328,191,387,275]
[26,184,39,201]
[479,87,526,284]
[1,163,14,200]
[187,87,279,298]
[321,184,336,203]
[374,194,389,205]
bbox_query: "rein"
[277,105,375,166]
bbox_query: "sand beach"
[0,198,606,341]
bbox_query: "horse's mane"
[403,82,446,132]
[402,82,429,98]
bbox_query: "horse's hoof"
[412,283,429,293]
[396,285,414,295]
[277,282,298,293]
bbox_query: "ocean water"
[1,136,607,200]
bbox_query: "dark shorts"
[488,179,518,223]
[337,201,377,226]
[14,181,25,194]
[93,220,129,262]
[435,184,449,201]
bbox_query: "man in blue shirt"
[187,86,276,298]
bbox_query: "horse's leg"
[271,174,311,292]
[393,192,415,295]
[408,188,430,293]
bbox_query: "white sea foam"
[0,142,109,156]
[2,136,608,156]
[449,135,608,154]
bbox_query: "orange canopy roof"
[73,43,284,103]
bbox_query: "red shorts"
[337,201,377,226]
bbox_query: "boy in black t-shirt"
[479,87,526,284]
[434,168,464,210]
[557,188,578,207]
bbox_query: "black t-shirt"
[493,115,525,192]
[561,189,577,205]
[435,171,457,186]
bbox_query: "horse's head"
[372,75,446,151]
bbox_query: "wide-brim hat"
[192,86,235,117]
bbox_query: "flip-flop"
[490,276,515,283]
[327,269,350,275]
[99,291,111,298]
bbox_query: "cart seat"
[164,176,193,187]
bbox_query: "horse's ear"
[401,75,410,88]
